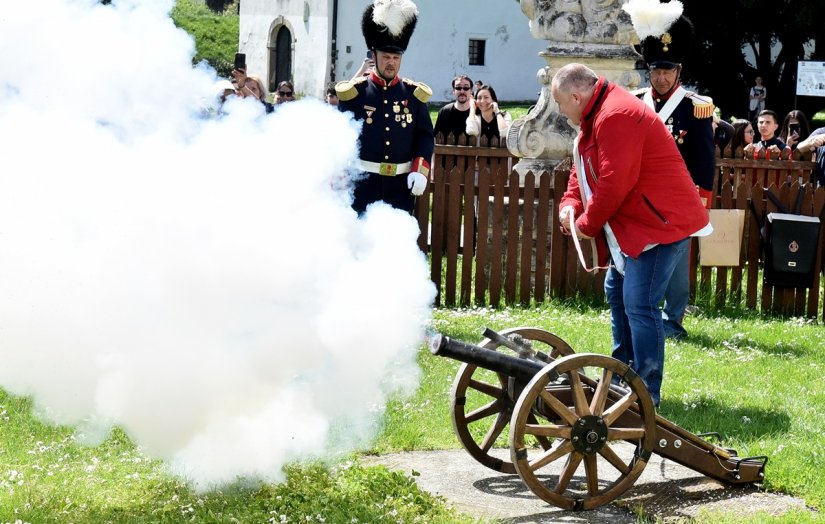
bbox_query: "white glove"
[407,171,427,196]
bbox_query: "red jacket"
[559,78,709,264]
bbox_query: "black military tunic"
[337,71,434,214]
[639,87,716,204]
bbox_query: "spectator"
[744,110,788,159]
[352,54,375,80]
[730,118,755,158]
[336,0,433,215]
[466,84,512,143]
[778,109,811,158]
[552,63,710,408]
[325,82,339,106]
[624,0,715,339]
[232,68,273,113]
[433,75,473,141]
[474,79,483,96]
[274,81,296,104]
[713,113,735,155]
[203,79,238,118]
[216,79,237,104]
[796,127,825,185]
[748,76,766,122]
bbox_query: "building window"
[469,39,486,66]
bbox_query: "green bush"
[171,0,239,77]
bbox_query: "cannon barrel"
[429,333,547,382]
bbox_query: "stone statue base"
[508,42,642,183]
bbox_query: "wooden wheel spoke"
[479,411,509,452]
[526,413,553,450]
[554,451,583,494]
[607,427,646,441]
[583,454,600,496]
[465,399,502,424]
[569,369,592,417]
[602,390,638,426]
[523,423,572,439]
[468,378,505,398]
[598,444,630,475]
[589,369,613,416]
[539,389,579,426]
[528,440,574,472]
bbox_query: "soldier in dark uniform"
[625,0,715,339]
[336,0,434,215]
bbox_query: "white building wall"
[241,0,548,103]
[335,0,546,103]
[239,0,331,99]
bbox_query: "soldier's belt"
[359,160,412,176]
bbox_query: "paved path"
[364,447,812,523]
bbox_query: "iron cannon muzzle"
[429,332,546,382]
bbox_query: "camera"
[233,52,246,71]
[789,123,800,137]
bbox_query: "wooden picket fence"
[414,138,825,320]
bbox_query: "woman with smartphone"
[778,110,812,159]
[465,84,511,144]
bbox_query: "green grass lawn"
[2,301,824,523]
[378,304,825,522]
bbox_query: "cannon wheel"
[510,353,656,510]
[450,327,574,474]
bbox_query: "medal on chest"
[364,105,376,125]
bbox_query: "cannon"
[430,327,767,510]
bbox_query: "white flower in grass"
[742,416,751,424]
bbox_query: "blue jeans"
[662,245,690,339]
[605,238,689,406]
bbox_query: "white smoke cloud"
[0,0,435,488]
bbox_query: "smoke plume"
[0,0,435,488]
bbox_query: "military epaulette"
[630,87,648,98]
[335,78,365,102]
[403,79,432,103]
[686,91,715,119]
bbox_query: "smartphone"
[234,52,246,71]
[366,50,373,60]
[789,123,800,136]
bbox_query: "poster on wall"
[797,61,825,97]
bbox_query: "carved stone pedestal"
[508,0,644,181]
[507,42,641,181]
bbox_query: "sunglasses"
[278,91,294,96]
[454,86,472,91]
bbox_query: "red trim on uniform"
[369,71,401,87]
[411,157,430,175]
[698,187,713,209]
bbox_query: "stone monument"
[507,0,643,177]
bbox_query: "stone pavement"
[363,446,813,523]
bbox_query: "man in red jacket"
[553,63,710,407]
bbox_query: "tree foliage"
[170,0,239,77]
[680,0,823,123]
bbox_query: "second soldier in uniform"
[336,0,434,216]
[624,0,715,339]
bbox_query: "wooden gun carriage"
[429,327,768,510]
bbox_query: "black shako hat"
[623,0,693,70]
[362,0,419,54]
